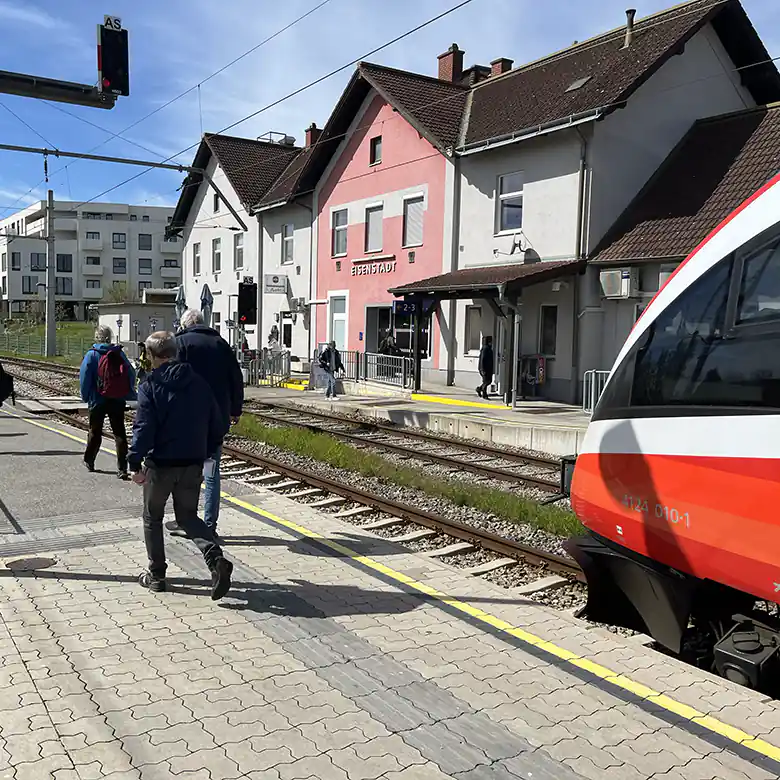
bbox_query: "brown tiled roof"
[590,105,780,264]
[389,259,584,298]
[465,0,743,146]
[257,146,314,208]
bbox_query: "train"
[565,171,780,694]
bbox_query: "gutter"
[456,108,604,156]
[253,197,290,214]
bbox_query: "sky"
[0,0,776,218]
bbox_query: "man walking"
[476,335,494,399]
[319,340,344,399]
[173,309,243,539]
[128,331,232,600]
[79,325,136,478]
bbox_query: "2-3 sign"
[104,16,122,30]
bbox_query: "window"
[465,306,482,353]
[402,196,424,247]
[105,214,114,220]
[30,253,46,271]
[193,242,201,275]
[85,279,101,289]
[212,312,221,335]
[212,238,221,273]
[365,205,383,253]
[85,256,100,266]
[497,172,524,232]
[233,232,243,269]
[213,193,220,213]
[331,209,348,256]
[281,224,294,265]
[1,277,5,296]
[82,212,101,220]
[85,231,100,240]
[138,281,152,296]
[130,214,137,221]
[163,258,179,267]
[736,237,780,326]
[138,234,152,251]
[55,277,73,296]
[113,257,127,274]
[282,320,292,349]
[142,215,149,222]
[11,252,20,270]
[1,253,5,272]
[369,135,382,165]
[22,276,37,294]
[56,254,73,273]
[163,282,178,289]
[330,296,347,350]
[539,305,558,356]
[138,258,152,275]
[112,232,126,249]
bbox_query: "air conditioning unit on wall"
[599,268,639,299]
[658,263,678,291]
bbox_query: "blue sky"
[0,0,776,217]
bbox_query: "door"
[365,306,392,352]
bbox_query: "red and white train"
[566,172,780,693]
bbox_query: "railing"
[582,369,611,415]
[245,350,292,387]
[314,344,414,389]
[0,332,92,363]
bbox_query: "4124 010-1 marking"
[622,494,691,529]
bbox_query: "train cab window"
[736,237,780,325]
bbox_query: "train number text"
[622,496,691,529]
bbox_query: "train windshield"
[595,221,780,418]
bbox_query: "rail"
[582,369,610,415]
[314,344,414,389]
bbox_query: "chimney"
[490,57,513,77]
[305,122,322,147]
[622,8,636,49]
[438,43,464,82]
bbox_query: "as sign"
[104,15,122,30]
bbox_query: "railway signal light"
[238,281,257,326]
[97,19,129,97]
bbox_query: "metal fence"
[245,350,292,386]
[0,332,91,363]
[582,369,611,415]
[315,344,414,389]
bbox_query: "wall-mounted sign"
[351,261,397,277]
[393,300,418,316]
[264,274,288,294]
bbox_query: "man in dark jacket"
[79,325,137,478]
[128,331,232,600]
[319,340,344,399]
[477,335,494,399]
[173,309,244,537]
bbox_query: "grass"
[234,414,583,538]
[0,350,83,367]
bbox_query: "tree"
[106,281,138,304]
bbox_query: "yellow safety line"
[5,406,780,764]
[411,392,509,410]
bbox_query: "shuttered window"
[365,205,383,253]
[402,196,424,247]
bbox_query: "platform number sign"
[103,15,122,30]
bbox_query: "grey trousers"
[142,463,222,578]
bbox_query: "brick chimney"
[490,57,513,77]
[305,122,322,147]
[438,44,464,82]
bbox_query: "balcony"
[160,237,182,253]
[160,265,181,279]
[81,237,103,251]
[81,264,103,276]
[83,287,103,299]
[54,218,78,232]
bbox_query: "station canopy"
[388,258,585,301]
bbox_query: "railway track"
[247,402,564,494]
[1,356,79,377]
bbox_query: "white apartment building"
[0,200,182,320]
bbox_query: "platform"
[1,404,780,779]
[245,386,590,456]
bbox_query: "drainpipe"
[256,212,264,349]
[298,200,315,360]
[447,155,462,385]
[572,126,589,404]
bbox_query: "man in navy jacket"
[128,331,232,600]
[174,309,244,537]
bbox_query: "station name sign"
[351,260,397,277]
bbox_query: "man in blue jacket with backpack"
[79,324,136,479]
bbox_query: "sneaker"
[117,470,130,481]
[83,461,95,473]
[210,557,233,601]
[138,571,166,592]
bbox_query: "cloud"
[0,1,61,30]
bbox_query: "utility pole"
[45,189,56,357]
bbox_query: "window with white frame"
[112,232,126,249]
[233,232,243,269]
[331,209,347,256]
[539,304,558,356]
[281,224,294,265]
[329,296,347,351]
[369,136,382,165]
[193,242,201,275]
[496,172,524,233]
[365,205,383,253]
[402,196,424,247]
[465,305,482,353]
[212,238,221,273]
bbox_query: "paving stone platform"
[1,406,779,779]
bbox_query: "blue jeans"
[325,372,337,398]
[203,444,222,531]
